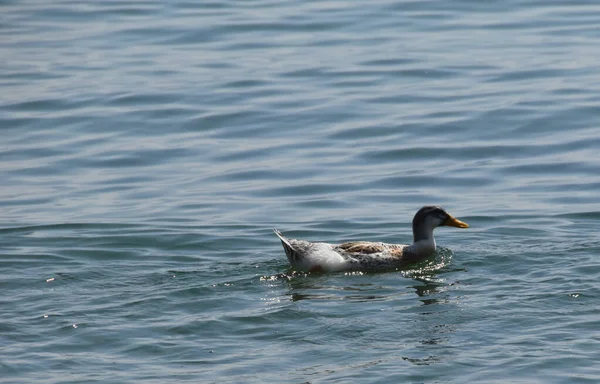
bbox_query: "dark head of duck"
[412,205,469,242]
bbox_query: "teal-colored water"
[2,1,600,383]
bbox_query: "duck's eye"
[436,214,449,224]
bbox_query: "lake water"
[2,0,600,382]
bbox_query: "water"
[2,0,600,382]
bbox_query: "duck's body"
[274,206,469,273]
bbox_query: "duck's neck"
[410,227,436,256]
[408,238,436,256]
[413,223,434,244]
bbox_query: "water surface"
[2,0,600,383]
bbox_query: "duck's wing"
[335,241,405,256]
[333,241,413,270]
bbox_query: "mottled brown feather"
[390,248,405,257]
[337,242,385,254]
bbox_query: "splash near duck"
[274,206,469,273]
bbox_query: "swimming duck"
[274,206,469,272]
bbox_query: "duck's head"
[412,205,469,242]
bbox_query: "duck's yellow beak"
[444,215,469,228]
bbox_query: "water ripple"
[3,0,600,382]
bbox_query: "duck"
[274,205,469,273]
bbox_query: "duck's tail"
[273,229,303,266]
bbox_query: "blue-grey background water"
[2,1,600,383]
